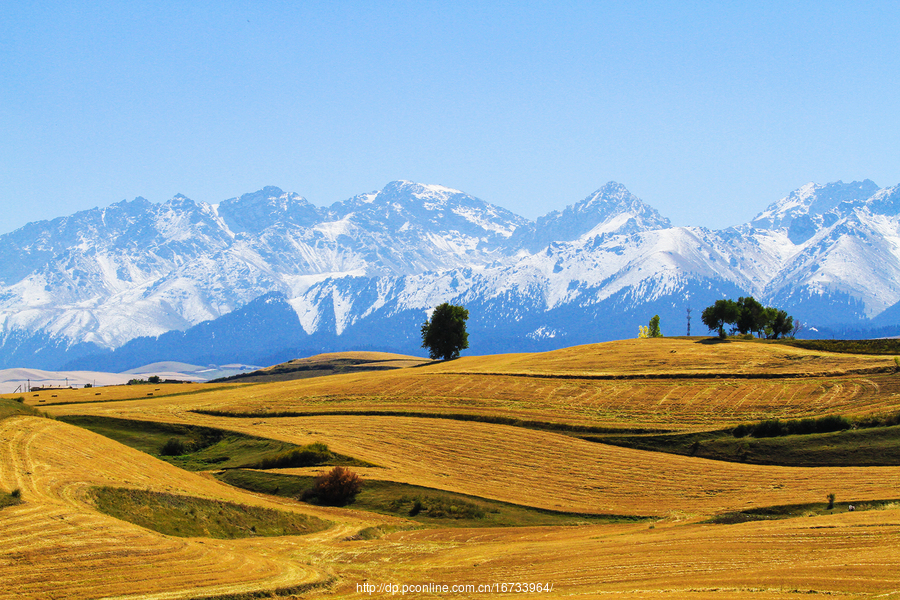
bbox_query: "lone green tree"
[648,314,663,337]
[421,303,469,360]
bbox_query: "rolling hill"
[3,338,900,597]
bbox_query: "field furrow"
[65,407,900,518]
[0,417,341,599]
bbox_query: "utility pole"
[686,306,692,337]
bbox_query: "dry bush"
[310,466,362,506]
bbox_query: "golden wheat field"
[3,338,900,598]
[38,338,900,430]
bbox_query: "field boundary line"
[190,409,673,434]
[436,366,898,381]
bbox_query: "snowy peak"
[217,186,319,234]
[328,180,527,244]
[866,184,900,216]
[750,180,881,243]
[574,182,671,232]
[513,181,671,251]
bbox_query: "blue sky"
[2,1,899,234]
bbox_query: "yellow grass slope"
[428,337,898,376]
[0,416,399,600]
[40,338,900,431]
[257,350,429,371]
[12,339,900,598]
[4,413,900,598]
[54,410,900,517]
[373,510,900,599]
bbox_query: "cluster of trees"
[701,296,796,339]
[638,315,663,338]
[127,375,162,385]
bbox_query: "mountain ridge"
[2,178,899,370]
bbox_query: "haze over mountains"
[1,179,899,370]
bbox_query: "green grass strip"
[90,486,330,539]
[707,498,900,524]
[217,469,648,529]
[59,415,374,470]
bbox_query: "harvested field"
[23,381,234,406]
[5,339,900,598]
[115,413,900,516]
[36,403,900,517]
[427,337,900,376]
[20,340,900,431]
[362,510,900,598]
[218,351,431,383]
[40,368,900,432]
[0,416,397,599]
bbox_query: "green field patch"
[216,469,647,528]
[90,486,330,538]
[707,498,900,524]
[590,423,900,467]
[58,415,372,470]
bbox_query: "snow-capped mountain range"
[1,179,898,370]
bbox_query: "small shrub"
[753,419,785,438]
[409,498,424,516]
[309,466,362,506]
[11,396,24,404]
[827,493,836,509]
[1,488,23,509]
[815,415,852,433]
[160,437,188,456]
